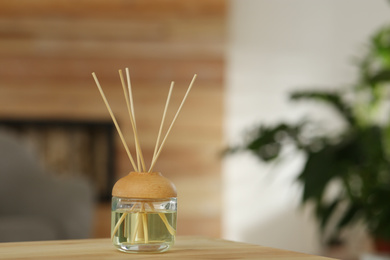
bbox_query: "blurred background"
[0,0,389,259]
[0,0,224,241]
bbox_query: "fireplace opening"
[0,119,115,201]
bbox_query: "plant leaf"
[367,69,390,85]
[245,123,302,161]
[298,145,342,202]
[298,134,362,203]
[290,91,356,126]
[318,198,342,231]
[336,203,361,230]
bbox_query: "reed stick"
[118,69,146,172]
[92,72,139,172]
[111,212,127,241]
[141,203,148,243]
[158,213,176,236]
[148,202,176,236]
[131,211,141,244]
[151,82,174,166]
[111,203,138,241]
[142,213,148,243]
[148,74,197,172]
[126,213,131,242]
[126,68,143,171]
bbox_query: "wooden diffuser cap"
[112,172,177,199]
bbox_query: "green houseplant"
[230,25,390,252]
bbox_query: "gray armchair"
[0,131,95,242]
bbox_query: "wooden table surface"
[0,236,335,259]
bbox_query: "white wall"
[224,0,390,255]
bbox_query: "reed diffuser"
[92,69,196,253]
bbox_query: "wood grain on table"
[0,236,335,260]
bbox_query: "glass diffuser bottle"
[92,69,196,253]
[111,171,177,253]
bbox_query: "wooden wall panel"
[0,0,225,238]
